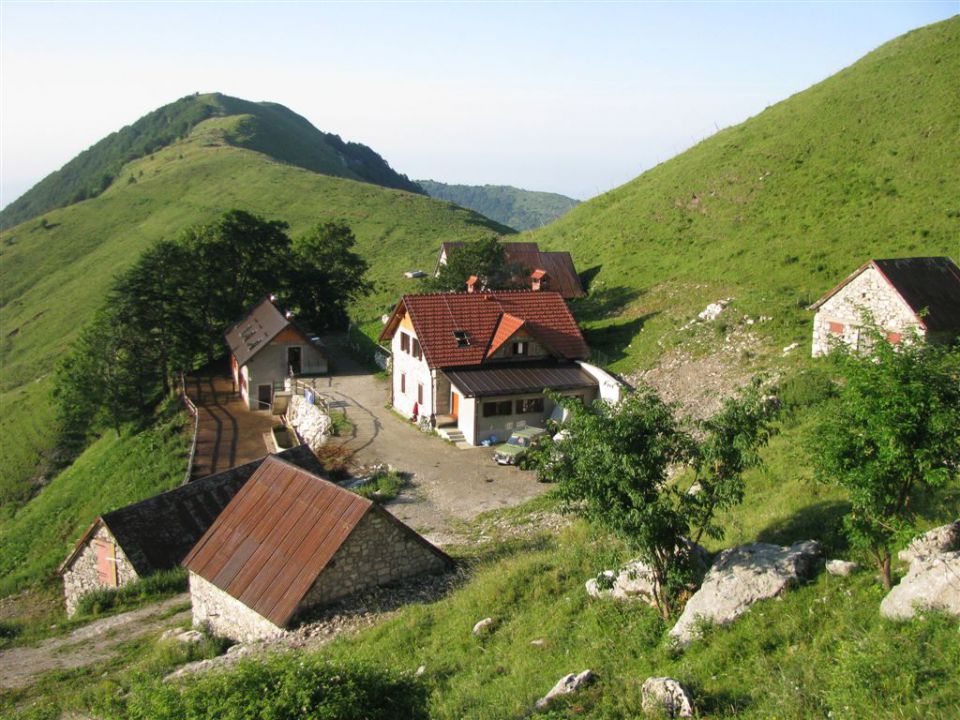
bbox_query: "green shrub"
[352,470,409,504]
[93,655,428,720]
[778,367,837,412]
[74,567,188,617]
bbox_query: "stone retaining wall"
[287,395,332,449]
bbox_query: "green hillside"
[417,179,580,231]
[529,17,960,371]
[0,114,509,514]
[0,92,423,230]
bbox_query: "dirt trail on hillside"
[0,594,191,690]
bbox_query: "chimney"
[531,269,548,291]
[466,275,479,293]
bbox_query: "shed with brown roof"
[59,446,323,616]
[183,455,452,642]
[810,257,960,356]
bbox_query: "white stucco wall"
[242,341,328,409]
[812,266,922,357]
[391,326,434,418]
[467,387,597,445]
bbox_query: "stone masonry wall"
[62,524,139,616]
[189,571,285,643]
[299,510,449,612]
[812,266,922,357]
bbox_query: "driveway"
[316,339,551,545]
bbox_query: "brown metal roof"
[810,257,960,332]
[437,242,585,298]
[444,361,597,398]
[183,455,452,628]
[60,446,324,576]
[224,296,325,367]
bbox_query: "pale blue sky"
[1,1,956,204]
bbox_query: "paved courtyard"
[316,339,551,545]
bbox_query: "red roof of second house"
[380,290,590,369]
[437,242,585,298]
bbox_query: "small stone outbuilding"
[183,455,453,642]
[59,446,323,616]
[809,256,960,357]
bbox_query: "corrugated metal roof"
[444,362,597,398]
[811,257,960,333]
[60,446,323,576]
[224,297,325,367]
[380,290,590,369]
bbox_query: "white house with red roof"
[380,288,608,445]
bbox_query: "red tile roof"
[380,290,590,369]
[486,313,526,358]
[437,242,585,298]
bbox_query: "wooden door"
[93,539,118,587]
[287,346,302,375]
[450,391,459,419]
[258,384,272,409]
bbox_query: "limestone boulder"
[473,617,496,636]
[880,551,960,620]
[826,559,859,577]
[287,395,332,449]
[897,521,960,564]
[586,542,709,606]
[535,669,594,710]
[669,540,821,646]
[640,677,694,718]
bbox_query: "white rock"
[415,665,426,677]
[587,543,708,606]
[898,521,960,563]
[669,540,821,646]
[585,571,617,599]
[287,395,333,449]
[880,551,960,620]
[530,638,547,647]
[535,669,594,710]
[472,617,495,636]
[641,677,694,718]
[175,630,204,644]
[698,302,728,322]
[826,559,858,577]
[782,342,800,355]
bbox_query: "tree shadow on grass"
[582,314,657,366]
[578,265,602,293]
[756,500,851,556]
[571,285,644,323]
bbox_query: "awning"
[443,363,597,398]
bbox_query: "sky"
[1,1,956,205]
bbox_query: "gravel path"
[317,338,551,546]
[0,594,191,690]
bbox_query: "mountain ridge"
[416,180,580,231]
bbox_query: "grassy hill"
[528,17,960,374]
[0,92,424,230]
[417,180,580,231]
[0,112,509,518]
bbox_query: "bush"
[352,470,409,504]
[74,567,188,617]
[778,367,836,412]
[93,655,429,720]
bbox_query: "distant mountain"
[416,180,580,231]
[0,92,423,229]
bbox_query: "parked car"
[493,426,548,465]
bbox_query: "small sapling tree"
[536,383,776,618]
[811,327,960,589]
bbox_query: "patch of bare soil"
[0,594,191,690]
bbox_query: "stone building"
[59,446,323,616]
[183,455,452,642]
[225,295,328,411]
[810,257,960,357]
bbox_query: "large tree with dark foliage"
[429,235,525,292]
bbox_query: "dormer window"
[454,330,470,348]
[512,341,528,356]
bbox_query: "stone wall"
[299,509,449,612]
[62,524,139,616]
[287,395,332,449]
[812,266,922,357]
[188,572,285,643]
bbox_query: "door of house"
[258,384,272,410]
[93,539,118,587]
[287,346,302,375]
[450,391,459,419]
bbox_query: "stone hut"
[810,257,960,357]
[59,446,323,616]
[183,455,453,642]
